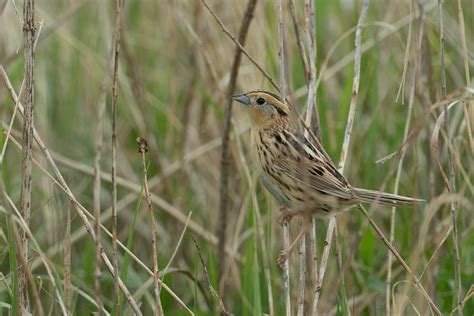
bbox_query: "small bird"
[232,90,423,264]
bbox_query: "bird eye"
[256,97,265,105]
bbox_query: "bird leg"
[277,211,311,268]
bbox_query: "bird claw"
[277,207,296,226]
[277,249,289,269]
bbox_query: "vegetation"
[0,0,472,314]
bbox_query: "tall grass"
[0,0,473,314]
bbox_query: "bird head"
[232,90,290,129]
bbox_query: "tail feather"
[353,188,424,207]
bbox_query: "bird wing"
[273,130,354,200]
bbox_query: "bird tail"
[353,188,424,207]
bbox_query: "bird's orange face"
[233,90,290,129]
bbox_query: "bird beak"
[232,93,251,105]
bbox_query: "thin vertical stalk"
[276,0,291,315]
[111,0,124,313]
[18,0,35,313]
[442,1,462,314]
[313,1,370,314]
[137,137,164,315]
[212,0,258,299]
[301,0,320,313]
[302,2,322,311]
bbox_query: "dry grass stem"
[17,0,36,313]
[110,0,124,312]
[302,3,321,311]
[301,0,319,313]
[276,1,291,315]
[137,137,164,315]
[281,218,292,316]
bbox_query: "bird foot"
[277,207,296,226]
[277,249,290,269]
